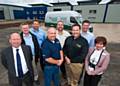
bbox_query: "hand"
[87,70,96,75]
[65,56,71,64]
[87,70,93,75]
[57,59,63,66]
[90,71,96,75]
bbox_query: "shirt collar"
[47,38,57,44]
[12,46,22,50]
[23,33,31,37]
[95,47,106,51]
[32,28,40,32]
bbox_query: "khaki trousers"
[65,63,83,86]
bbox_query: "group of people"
[1,19,110,86]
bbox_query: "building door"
[0,10,5,19]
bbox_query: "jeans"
[44,65,60,86]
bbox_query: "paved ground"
[0,23,120,86]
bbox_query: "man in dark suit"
[1,32,34,86]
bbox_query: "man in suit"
[1,32,34,86]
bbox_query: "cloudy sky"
[0,0,111,4]
[0,0,88,3]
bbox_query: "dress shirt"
[30,27,46,47]
[23,34,35,56]
[89,48,104,73]
[13,46,28,77]
[81,31,95,48]
[90,49,103,65]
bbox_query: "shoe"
[34,80,40,85]
[63,75,67,80]
[61,73,67,80]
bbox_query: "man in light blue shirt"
[79,20,95,85]
[30,20,46,71]
[81,20,95,48]
[30,20,46,48]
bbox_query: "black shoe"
[34,80,40,85]
[62,74,67,80]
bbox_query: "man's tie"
[16,49,23,78]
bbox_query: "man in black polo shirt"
[41,27,63,86]
[63,24,89,86]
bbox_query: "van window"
[70,17,78,24]
[76,17,82,23]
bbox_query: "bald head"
[9,33,22,48]
[47,27,56,33]
[47,27,56,41]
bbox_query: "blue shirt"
[23,34,35,56]
[81,31,95,48]
[30,27,46,48]
[42,38,62,65]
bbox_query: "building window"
[0,10,4,19]
[53,9,62,11]
[33,11,37,14]
[89,10,97,14]
[26,11,29,15]
[39,11,44,15]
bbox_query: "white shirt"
[23,34,35,56]
[13,46,28,77]
[89,49,104,74]
[56,30,70,48]
[90,49,103,65]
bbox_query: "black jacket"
[20,32,42,63]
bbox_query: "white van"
[45,11,83,30]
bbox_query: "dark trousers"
[60,60,67,79]
[40,58,44,71]
[39,49,44,71]
[84,72,102,86]
[10,72,33,86]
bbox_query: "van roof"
[46,11,82,17]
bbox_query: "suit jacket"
[20,32,42,63]
[1,45,34,85]
[85,48,110,75]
